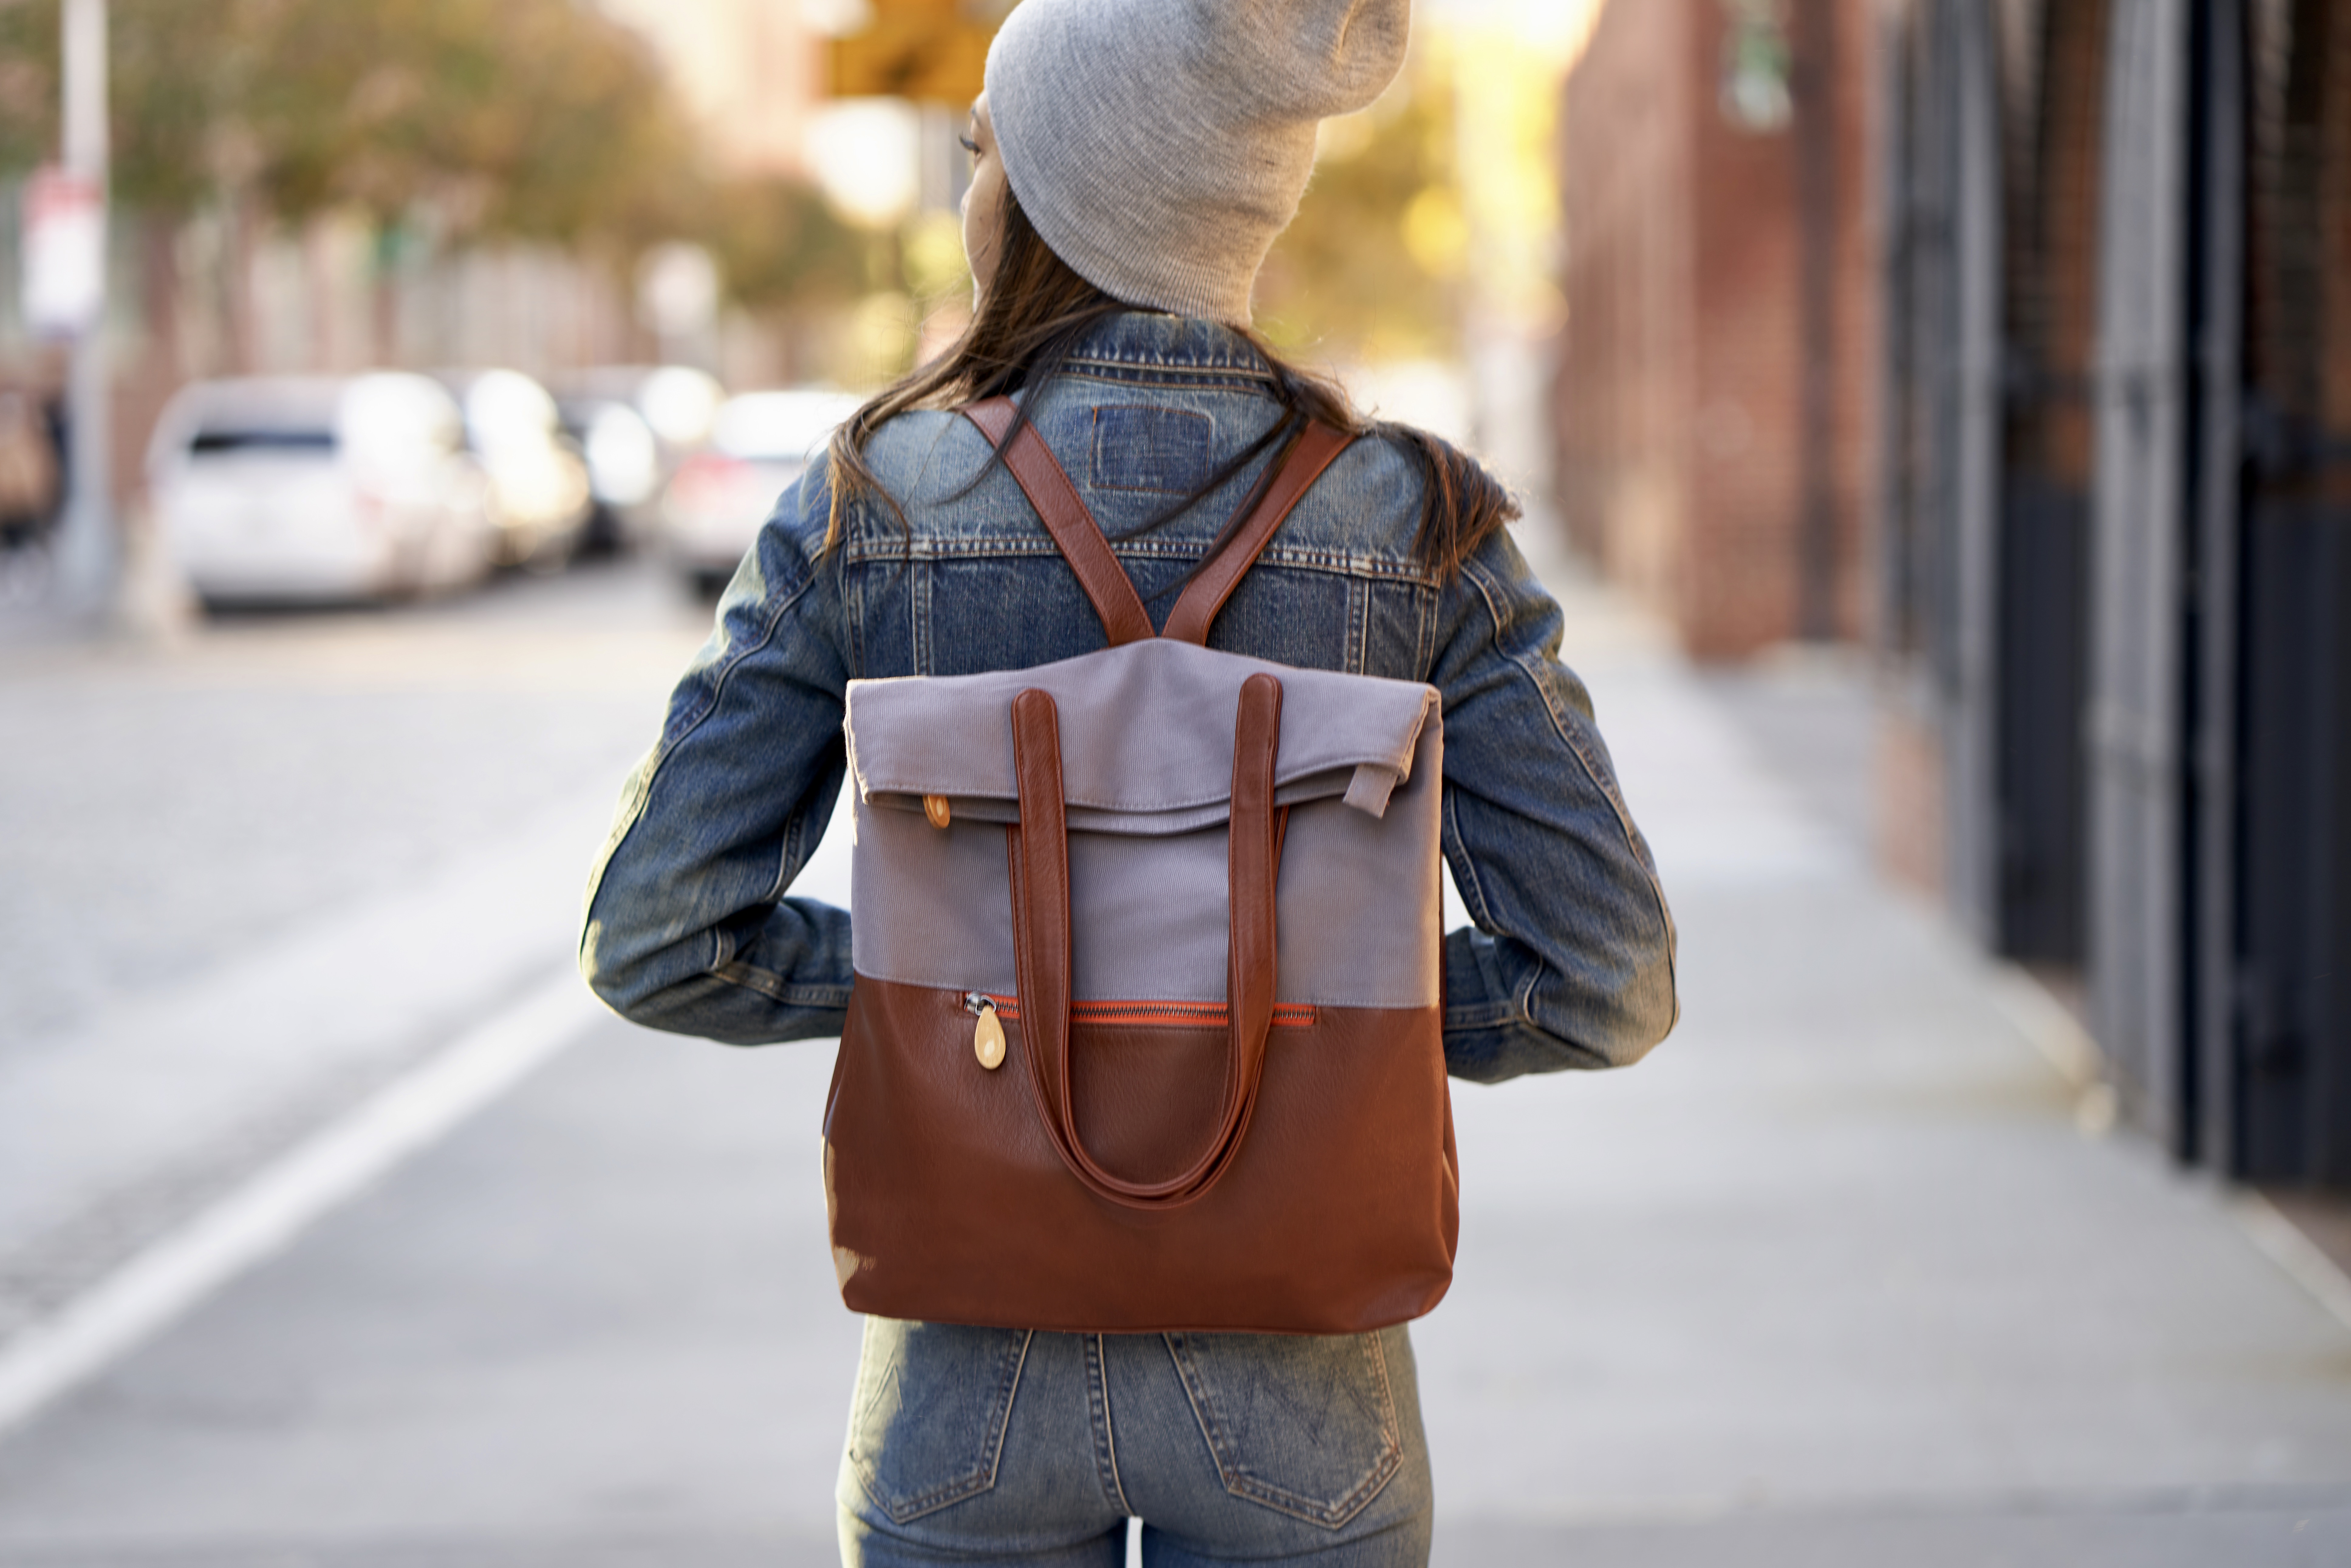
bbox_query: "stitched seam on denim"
[1440,789,1500,934]
[872,1329,1028,1521]
[979,1330,1033,1494]
[1367,1333,1402,1454]
[844,547,869,681]
[1461,554,1679,1020]
[910,552,931,677]
[773,793,803,906]
[1164,1335,1401,1529]
[1084,1334,1131,1515]
[1089,404,1215,495]
[1349,576,1370,676]
[1220,1447,1398,1525]
[847,1316,881,1467]
[578,760,657,961]
[902,406,955,497]
[1341,1333,1408,1517]
[1461,555,1653,855]
[709,960,853,1008]
[1066,348,1267,370]
[1063,371,1276,398]
[1198,1334,1400,1527]
[1438,794,1543,1031]
[1164,1335,1235,1493]
[842,535,1438,583]
[652,572,818,764]
[768,763,833,904]
[1065,348,1274,375]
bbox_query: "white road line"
[1983,963,2104,1088]
[0,971,604,1439]
[2232,1192,2351,1337]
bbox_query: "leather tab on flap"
[1343,764,1399,819]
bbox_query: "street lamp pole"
[54,0,113,616]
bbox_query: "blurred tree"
[1254,65,1462,364]
[711,173,871,316]
[0,0,878,343]
[0,0,698,245]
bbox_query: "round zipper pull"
[970,997,1006,1070]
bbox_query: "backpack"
[822,397,1457,1334]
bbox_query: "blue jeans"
[837,1320,1434,1566]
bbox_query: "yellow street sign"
[827,2,999,104]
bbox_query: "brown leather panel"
[1066,1021,1242,1186]
[964,399,1155,646]
[825,975,1458,1335]
[1008,678,1287,1211]
[1162,422,1356,645]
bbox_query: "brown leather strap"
[965,399,1154,646]
[1161,422,1356,645]
[1006,676,1285,1210]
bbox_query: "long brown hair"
[823,186,1518,580]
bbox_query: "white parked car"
[436,369,594,571]
[661,388,862,596]
[551,364,725,556]
[149,374,494,606]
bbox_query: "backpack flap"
[846,637,1437,833]
[841,637,1443,1012]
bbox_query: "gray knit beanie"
[984,0,1411,325]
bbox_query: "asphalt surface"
[2,545,2349,1565]
[0,561,705,1347]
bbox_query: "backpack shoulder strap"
[963,398,1154,646]
[1161,421,1355,646]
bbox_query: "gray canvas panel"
[849,720,1441,1009]
[869,761,1401,836]
[845,638,1436,825]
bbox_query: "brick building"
[1553,0,1880,659]
[1560,0,2351,1188]
[1880,0,2351,1188]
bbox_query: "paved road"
[3,546,2351,1565]
[0,562,709,1347]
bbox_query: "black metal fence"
[1881,0,2351,1188]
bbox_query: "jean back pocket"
[847,1320,1033,1523]
[1164,1330,1404,1527]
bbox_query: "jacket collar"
[1061,311,1277,380]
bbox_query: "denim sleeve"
[577,460,856,1045]
[1430,526,1679,1081]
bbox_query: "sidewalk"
[0,534,2347,1564]
[1419,526,2351,1559]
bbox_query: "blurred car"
[661,387,861,596]
[550,365,724,557]
[435,368,594,571]
[0,385,61,552]
[149,374,494,606]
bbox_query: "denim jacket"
[579,312,1676,1082]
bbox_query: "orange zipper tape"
[979,995,1316,1029]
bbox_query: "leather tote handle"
[1005,674,1286,1210]
[1161,422,1355,644]
[965,399,1155,646]
[965,397,1356,648]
